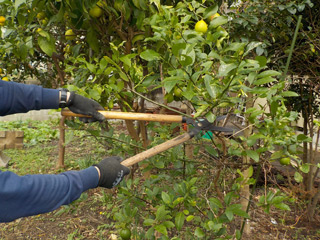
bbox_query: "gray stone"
[0,151,10,168]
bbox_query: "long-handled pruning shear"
[61,109,234,167]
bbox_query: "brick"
[0,131,24,149]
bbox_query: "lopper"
[61,109,234,167]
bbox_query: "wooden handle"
[61,109,183,123]
[121,132,192,167]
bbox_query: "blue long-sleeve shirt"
[0,80,59,116]
[0,80,100,222]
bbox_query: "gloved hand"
[66,92,105,123]
[94,156,130,189]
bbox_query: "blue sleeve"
[0,80,60,116]
[0,167,99,222]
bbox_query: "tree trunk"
[240,94,253,236]
[307,189,320,221]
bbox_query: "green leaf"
[294,172,303,183]
[86,62,96,73]
[103,56,121,70]
[18,43,28,60]
[244,41,262,56]
[181,15,191,23]
[281,91,299,97]
[224,192,235,205]
[274,202,291,211]
[163,77,182,93]
[270,150,284,159]
[205,145,218,157]
[175,212,185,231]
[201,61,213,71]
[203,5,218,19]
[253,76,277,86]
[246,150,259,162]
[247,72,257,85]
[225,210,234,221]
[209,197,223,213]
[247,133,265,147]
[15,0,26,9]
[255,56,267,67]
[218,62,237,77]
[194,227,205,238]
[204,75,216,98]
[257,70,281,79]
[163,221,175,228]
[86,28,99,52]
[224,42,246,53]
[186,215,194,221]
[210,16,228,28]
[119,71,129,82]
[271,196,286,204]
[227,204,250,218]
[236,229,241,240]
[144,218,155,226]
[154,224,168,236]
[172,43,186,57]
[208,221,222,232]
[156,205,167,221]
[88,88,100,101]
[140,49,161,61]
[38,36,56,57]
[146,227,155,239]
[161,192,171,205]
[300,164,310,173]
[194,104,210,118]
[297,134,311,142]
[270,100,279,116]
[203,113,215,125]
[180,54,193,66]
[248,166,253,178]
[120,54,137,68]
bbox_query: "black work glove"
[66,92,105,123]
[94,156,130,189]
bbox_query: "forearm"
[0,80,60,116]
[0,167,99,222]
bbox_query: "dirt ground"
[0,189,111,240]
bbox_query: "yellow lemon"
[65,29,76,40]
[0,16,6,26]
[195,20,208,33]
[37,12,46,20]
[280,157,290,166]
[41,18,48,25]
[2,76,9,81]
[173,87,183,98]
[89,6,103,18]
